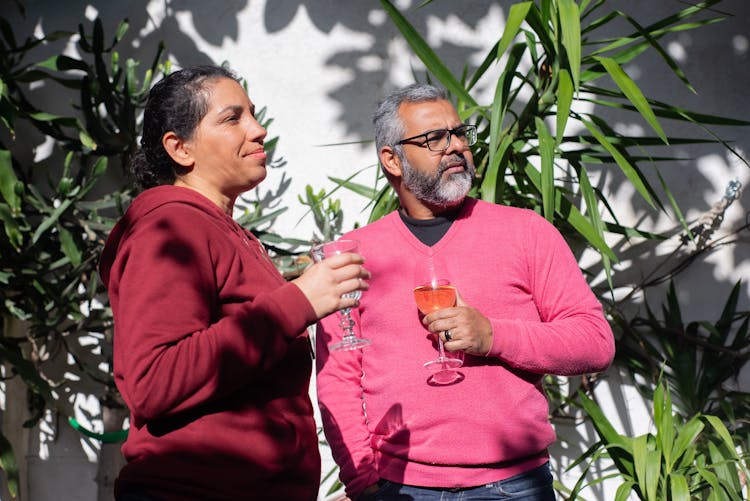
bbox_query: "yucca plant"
[331,0,748,288]
[569,382,748,500]
[615,280,750,434]
[313,2,749,498]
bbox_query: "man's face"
[397,99,475,208]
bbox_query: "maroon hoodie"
[99,185,320,500]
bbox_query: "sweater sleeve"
[111,208,316,423]
[485,214,615,375]
[315,310,380,499]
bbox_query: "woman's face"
[181,77,268,198]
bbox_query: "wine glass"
[413,267,463,384]
[311,239,370,352]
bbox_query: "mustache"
[438,154,470,176]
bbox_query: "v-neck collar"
[389,198,476,257]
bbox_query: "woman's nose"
[246,118,267,142]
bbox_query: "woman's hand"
[292,252,370,319]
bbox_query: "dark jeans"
[359,462,556,500]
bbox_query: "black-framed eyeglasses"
[396,124,477,152]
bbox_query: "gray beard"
[401,154,475,207]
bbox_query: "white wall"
[2,1,749,499]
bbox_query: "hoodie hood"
[99,185,234,288]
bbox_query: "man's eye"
[426,130,448,142]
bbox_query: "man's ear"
[379,146,402,178]
[162,131,195,168]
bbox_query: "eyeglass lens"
[426,125,476,151]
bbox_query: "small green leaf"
[79,130,97,151]
[92,156,108,177]
[0,203,23,250]
[0,149,21,211]
[0,431,19,497]
[58,225,82,267]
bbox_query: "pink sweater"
[316,198,614,498]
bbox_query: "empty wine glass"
[311,239,370,352]
[413,263,462,384]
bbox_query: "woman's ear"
[379,146,402,178]
[162,131,194,168]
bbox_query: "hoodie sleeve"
[106,204,316,423]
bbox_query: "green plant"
[311,1,750,498]
[0,12,303,497]
[0,15,164,497]
[615,280,750,432]
[569,382,748,500]
[331,0,749,287]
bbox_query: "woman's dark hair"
[130,65,238,191]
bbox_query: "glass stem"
[437,338,446,360]
[339,308,355,339]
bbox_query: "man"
[316,83,615,500]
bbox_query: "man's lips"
[441,162,466,175]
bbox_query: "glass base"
[424,357,462,384]
[330,337,371,352]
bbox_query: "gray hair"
[373,83,448,158]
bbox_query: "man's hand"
[422,290,493,356]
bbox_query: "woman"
[99,65,369,500]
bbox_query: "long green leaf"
[671,416,704,463]
[578,390,634,475]
[703,416,740,461]
[633,434,648,496]
[670,473,690,501]
[624,14,696,93]
[595,56,667,144]
[580,117,655,208]
[496,2,533,61]
[523,162,616,260]
[535,117,555,221]
[555,69,573,144]
[31,198,72,244]
[481,134,513,203]
[578,166,611,286]
[58,225,82,267]
[329,176,379,199]
[485,42,526,202]
[615,481,636,501]
[558,0,581,89]
[645,448,661,501]
[379,0,479,112]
